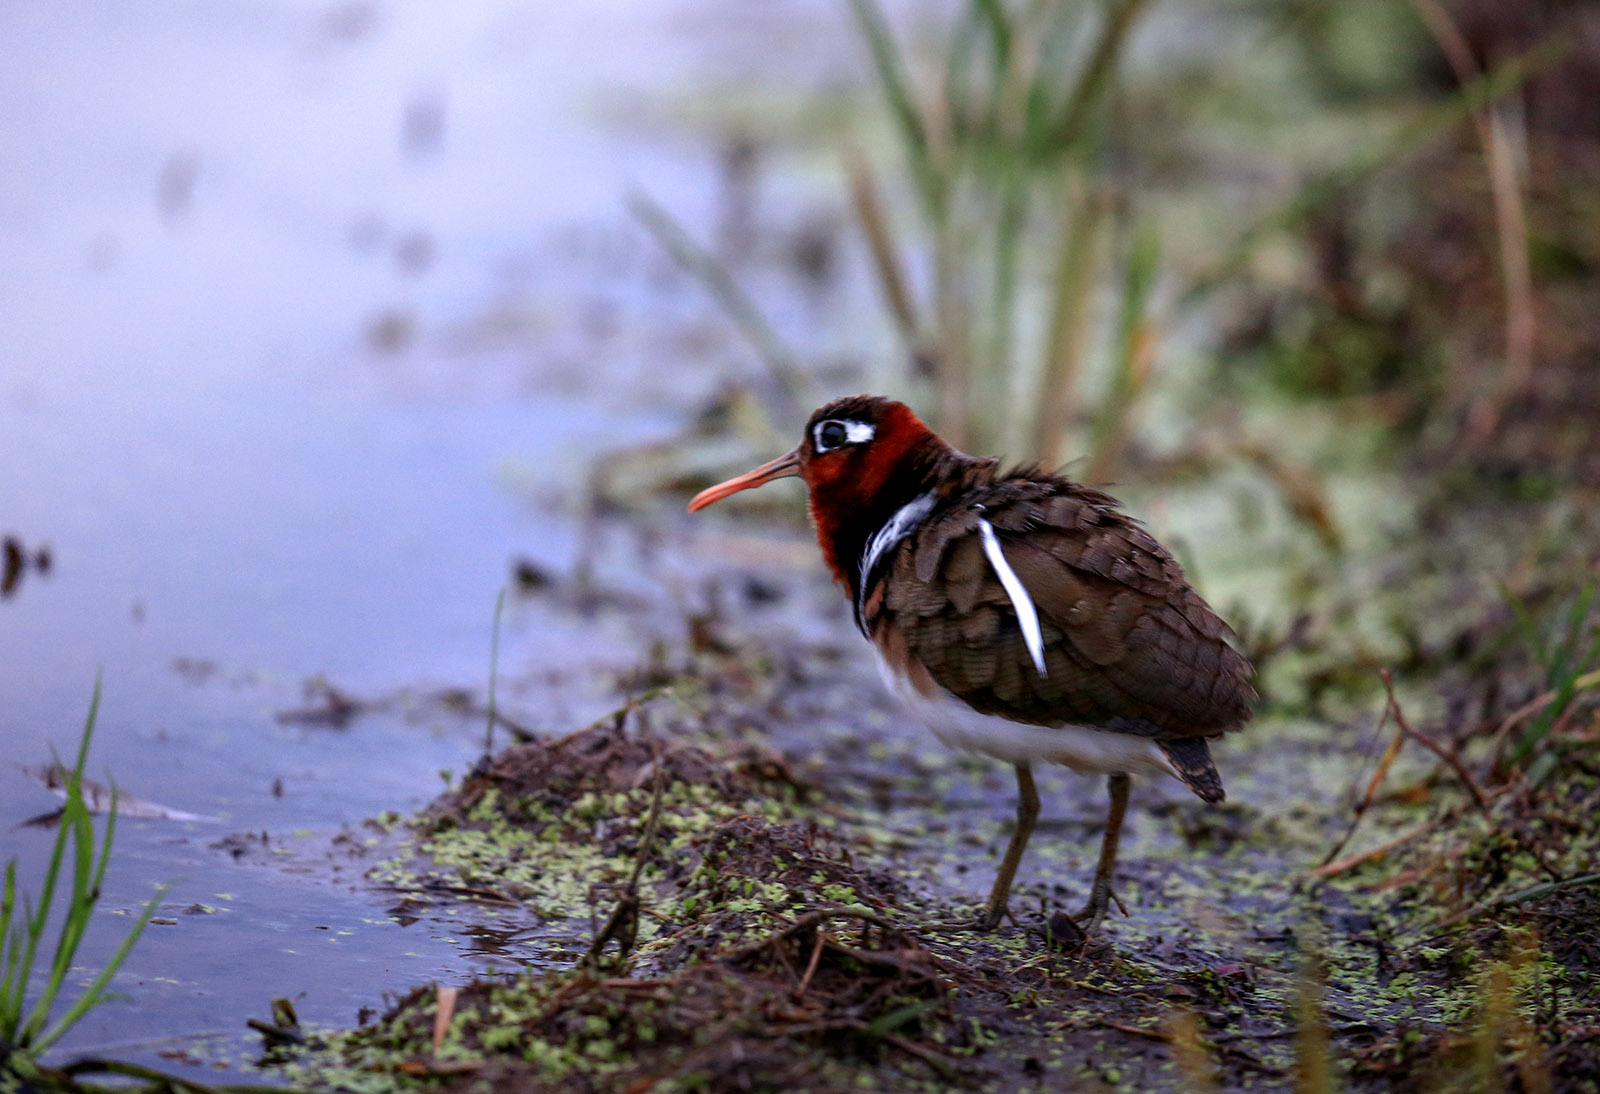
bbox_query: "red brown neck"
[802,405,960,595]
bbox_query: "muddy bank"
[245,485,1598,1092]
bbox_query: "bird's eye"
[813,418,875,452]
[816,420,850,451]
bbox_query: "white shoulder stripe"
[855,492,935,632]
[977,519,1048,678]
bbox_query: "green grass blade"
[18,766,99,1044]
[485,586,506,758]
[1045,0,1153,153]
[1031,177,1106,464]
[0,861,14,962]
[5,890,43,1039]
[940,0,979,147]
[1087,217,1161,482]
[847,0,941,216]
[985,166,1030,454]
[1501,582,1599,764]
[2,674,175,1060]
[31,883,168,1056]
[44,782,127,1033]
[1497,580,1548,668]
[867,997,942,1038]
[1023,5,1085,158]
[627,190,806,408]
[931,214,975,447]
[845,149,922,346]
[972,0,1015,147]
[1547,582,1597,686]
[89,781,118,905]
[8,678,100,1041]
[1511,617,1597,766]
[1,862,18,1033]
[68,672,102,778]
[1114,220,1162,396]
[941,2,985,150]
[1514,666,1580,764]
[972,0,1012,71]
[10,895,37,994]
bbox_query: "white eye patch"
[813,419,876,452]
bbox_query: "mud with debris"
[241,479,1600,1093]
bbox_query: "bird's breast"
[867,637,1175,779]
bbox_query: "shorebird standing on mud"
[689,395,1255,932]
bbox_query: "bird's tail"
[1157,736,1225,804]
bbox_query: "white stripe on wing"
[978,518,1048,678]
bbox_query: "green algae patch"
[280,794,1296,1094]
[365,721,809,924]
[285,800,994,1094]
[278,715,1295,1093]
[1320,764,1600,1091]
[651,814,903,956]
[298,906,970,1094]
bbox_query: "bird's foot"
[1072,902,1109,936]
[1071,886,1126,935]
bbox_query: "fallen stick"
[1309,817,1444,879]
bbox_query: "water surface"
[0,0,845,1074]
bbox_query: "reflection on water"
[0,0,850,1076]
[459,921,557,964]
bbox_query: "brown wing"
[866,477,1255,740]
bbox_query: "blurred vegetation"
[1212,0,1596,472]
[636,0,1594,509]
[544,3,1600,1090]
[844,0,1160,470]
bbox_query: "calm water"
[0,0,856,1076]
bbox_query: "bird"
[688,395,1255,932]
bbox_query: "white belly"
[871,648,1177,779]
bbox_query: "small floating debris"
[275,679,366,728]
[1,534,52,599]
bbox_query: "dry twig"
[1318,700,1402,869]
[1309,817,1447,880]
[1405,0,1536,442]
[1380,669,1492,816]
[793,930,826,1001]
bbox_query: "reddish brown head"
[688,395,948,591]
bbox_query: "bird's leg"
[981,762,1040,930]
[1075,773,1130,932]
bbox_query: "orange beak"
[687,447,803,512]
